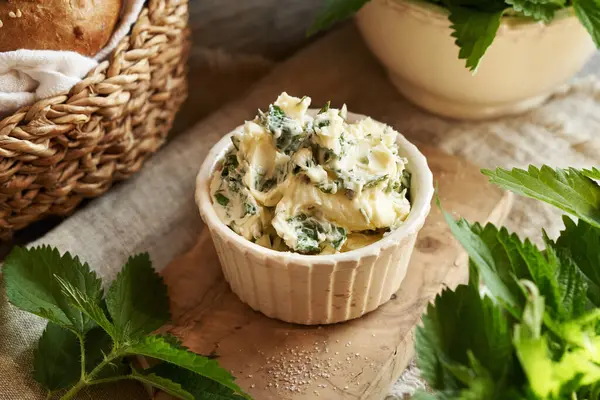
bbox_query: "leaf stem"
[87,375,130,387]
[59,379,87,400]
[77,332,86,381]
[59,348,124,400]
[86,348,123,382]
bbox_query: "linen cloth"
[1,26,599,399]
[0,0,145,115]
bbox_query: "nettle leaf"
[416,284,516,393]
[505,0,564,22]
[146,363,247,400]
[106,253,170,341]
[55,276,117,340]
[127,335,250,399]
[514,288,600,398]
[491,225,586,321]
[574,0,600,47]
[544,245,587,321]
[447,5,503,72]
[308,0,371,36]
[259,105,306,156]
[482,166,600,229]
[464,220,585,321]
[33,323,81,391]
[85,327,114,373]
[3,246,103,334]
[442,199,588,322]
[131,369,194,400]
[554,216,600,306]
[84,327,130,379]
[439,204,521,313]
[583,167,600,181]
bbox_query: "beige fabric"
[1,26,599,399]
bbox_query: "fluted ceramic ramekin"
[195,112,434,325]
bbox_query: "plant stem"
[88,375,131,387]
[59,349,124,400]
[86,349,123,382]
[59,380,87,400]
[77,333,86,381]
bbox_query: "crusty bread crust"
[0,0,122,56]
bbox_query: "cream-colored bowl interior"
[196,112,434,324]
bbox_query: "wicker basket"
[0,0,189,240]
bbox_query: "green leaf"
[3,246,103,334]
[214,193,230,207]
[106,253,170,341]
[482,166,600,229]
[308,0,371,36]
[416,284,516,393]
[554,216,600,306]
[318,101,331,114]
[55,276,117,340]
[514,289,600,397]
[583,167,600,181]
[439,203,520,313]
[127,335,250,399]
[259,105,306,156]
[518,281,545,339]
[85,327,114,373]
[146,363,247,400]
[84,327,130,379]
[490,224,586,321]
[441,194,587,321]
[130,370,194,400]
[33,323,81,391]
[456,218,586,321]
[574,0,600,47]
[446,5,503,72]
[544,245,587,320]
[505,0,564,22]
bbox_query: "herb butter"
[210,93,411,255]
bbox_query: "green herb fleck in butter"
[210,93,411,255]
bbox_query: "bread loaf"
[0,0,122,56]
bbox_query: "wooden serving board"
[152,147,513,400]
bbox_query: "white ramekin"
[195,112,434,325]
[355,0,596,120]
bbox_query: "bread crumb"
[16,9,22,18]
[0,20,3,28]
[8,11,16,18]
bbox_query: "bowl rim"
[373,0,576,28]
[195,110,434,265]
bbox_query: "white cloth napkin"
[0,0,145,115]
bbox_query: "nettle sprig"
[3,248,251,400]
[310,0,600,71]
[417,166,600,399]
